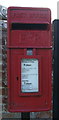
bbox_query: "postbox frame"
[7,7,52,112]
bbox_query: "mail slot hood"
[8,7,51,25]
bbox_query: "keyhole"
[16,77,18,80]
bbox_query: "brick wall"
[2,21,21,119]
[1,6,53,120]
[0,20,2,120]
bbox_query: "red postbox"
[7,7,52,112]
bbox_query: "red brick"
[36,111,52,118]
[2,87,8,96]
[0,88,2,95]
[2,97,7,104]
[0,81,2,87]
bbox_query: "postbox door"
[8,49,52,112]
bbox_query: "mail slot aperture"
[11,23,49,30]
